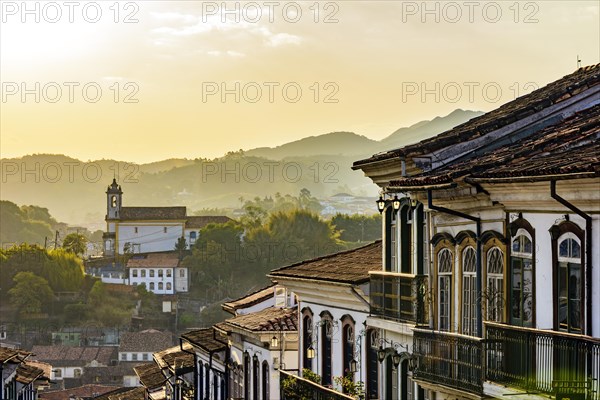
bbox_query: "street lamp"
[306,345,315,360]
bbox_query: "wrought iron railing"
[279,370,356,400]
[412,328,484,395]
[485,322,600,399]
[369,272,428,325]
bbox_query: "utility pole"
[54,231,59,249]
[44,236,48,249]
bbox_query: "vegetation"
[9,272,54,314]
[331,213,381,242]
[62,233,89,256]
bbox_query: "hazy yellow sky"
[1,1,598,163]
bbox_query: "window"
[366,329,379,399]
[400,204,413,274]
[158,269,163,278]
[244,353,250,400]
[111,195,117,207]
[341,315,355,390]
[158,282,163,290]
[302,308,313,370]
[132,269,138,278]
[132,353,138,361]
[164,227,168,233]
[437,248,453,331]
[461,246,477,336]
[150,269,155,278]
[121,353,127,360]
[74,369,82,378]
[166,282,172,290]
[190,231,197,244]
[252,355,259,400]
[180,269,185,278]
[261,361,269,400]
[149,282,155,290]
[550,220,585,333]
[385,207,398,272]
[320,312,333,386]
[54,369,62,378]
[167,269,172,277]
[510,222,534,327]
[134,227,138,234]
[486,246,504,322]
[141,270,146,278]
[143,353,148,361]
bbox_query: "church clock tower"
[103,179,122,257]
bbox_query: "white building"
[270,241,382,398]
[352,64,600,400]
[102,179,230,256]
[127,252,188,294]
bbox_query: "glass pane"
[558,262,568,328]
[463,247,476,273]
[487,248,503,274]
[559,239,570,257]
[522,260,533,324]
[511,259,522,320]
[572,240,581,258]
[523,236,532,254]
[512,237,520,252]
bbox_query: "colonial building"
[102,179,230,256]
[118,330,173,364]
[269,241,382,398]
[352,64,600,399]
[1,346,49,400]
[126,253,188,294]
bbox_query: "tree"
[63,233,88,257]
[175,236,187,259]
[8,272,54,314]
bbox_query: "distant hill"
[0,109,480,227]
[245,131,378,160]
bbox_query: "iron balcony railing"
[369,272,428,325]
[413,328,484,395]
[279,370,355,400]
[485,322,600,400]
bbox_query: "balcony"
[413,328,484,395]
[369,272,428,325]
[279,370,355,400]
[486,322,600,400]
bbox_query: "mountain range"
[0,109,483,228]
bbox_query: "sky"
[1,0,599,163]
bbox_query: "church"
[102,179,230,256]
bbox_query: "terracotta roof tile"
[126,253,180,269]
[108,387,146,400]
[180,328,227,353]
[220,307,297,333]
[354,64,600,168]
[119,207,186,221]
[153,344,194,371]
[119,330,173,353]
[388,104,600,187]
[222,285,275,313]
[31,346,116,367]
[269,241,382,284]
[134,363,165,390]
[16,364,45,384]
[40,385,120,400]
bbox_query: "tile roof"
[219,306,297,333]
[0,346,21,363]
[134,363,166,390]
[119,207,186,221]
[185,216,232,229]
[126,253,180,269]
[222,285,275,314]
[269,241,382,284]
[153,344,195,371]
[388,104,600,187]
[30,346,116,367]
[108,387,146,400]
[180,328,227,353]
[92,387,133,400]
[353,64,600,168]
[16,364,45,384]
[119,330,172,353]
[40,385,120,400]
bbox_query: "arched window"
[385,207,398,272]
[252,355,259,400]
[365,329,379,399]
[400,204,413,274]
[302,308,314,370]
[461,246,477,336]
[509,219,535,327]
[166,282,172,291]
[320,311,334,386]
[261,361,269,400]
[486,246,505,322]
[437,248,453,331]
[550,220,585,333]
[341,315,356,385]
[158,282,163,290]
[243,352,250,400]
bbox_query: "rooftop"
[39,385,120,400]
[222,285,275,314]
[153,344,195,371]
[269,241,382,285]
[388,104,600,188]
[134,363,165,390]
[119,207,187,221]
[119,330,172,353]
[126,253,180,269]
[180,328,227,353]
[30,346,116,367]
[218,306,297,333]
